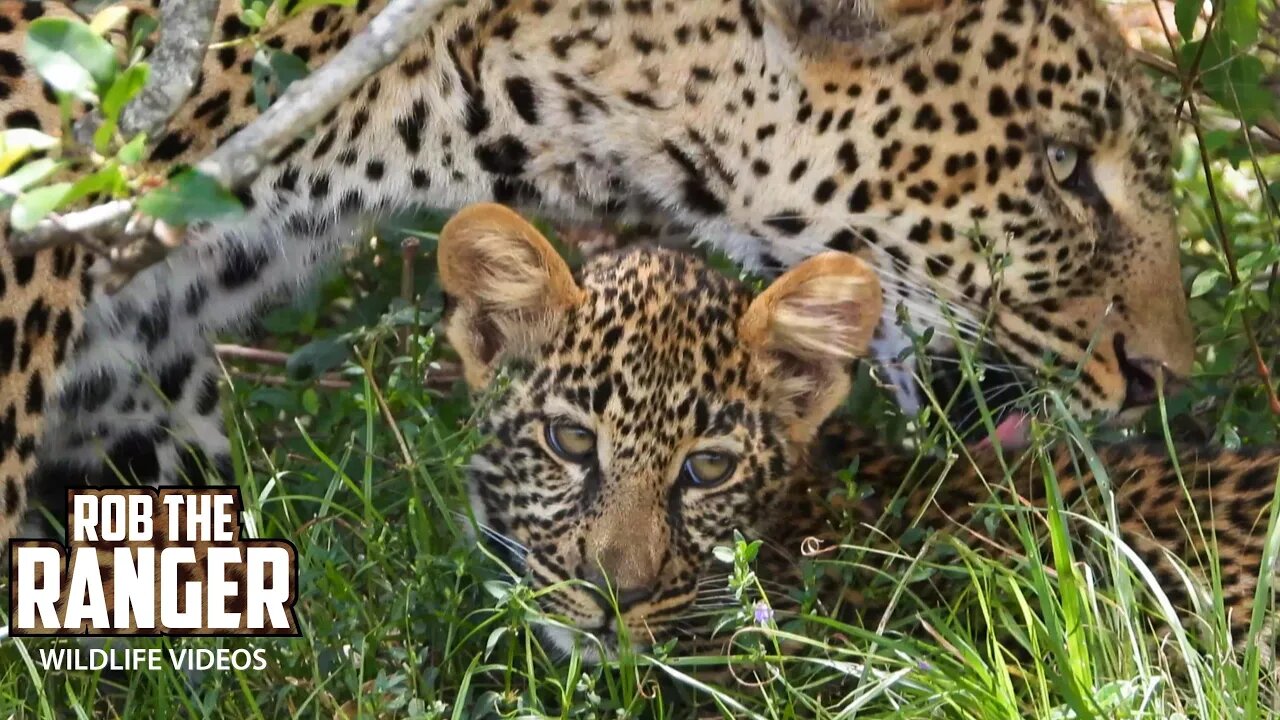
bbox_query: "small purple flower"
[753,601,774,625]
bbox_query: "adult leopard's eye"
[545,422,596,462]
[1045,143,1081,185]
[681,451,737,488]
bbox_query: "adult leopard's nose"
[1115,334,1188,411]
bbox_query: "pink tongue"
[976,412,1029,449]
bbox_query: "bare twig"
[399,236,420,352]
[196,0,450,190]
[229,369,352,390]
[216,344,353,389]
[215,344,291,366]
[358,350,415,470]
[399,237,420,306]
[423,361,463,393]
[217,342,463,394]
[6,201,133,254]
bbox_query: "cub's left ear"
[739,252,882,442]
[438,203,585,389]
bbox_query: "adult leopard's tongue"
[974,412,1030,449]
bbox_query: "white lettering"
[14,546,60,630]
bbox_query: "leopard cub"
[439,204,1277,661]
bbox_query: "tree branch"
[6,201,133,254]
[122,0,220,139]
[196,0,451,190]
[74,0,220,146]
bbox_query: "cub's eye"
[1045,143,1081,185]
[681,451,738,488]
[545,422,596,462]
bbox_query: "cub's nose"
[1115,334,1186,410]
[586,570,651,615]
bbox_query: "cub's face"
[438,204,881,658]
[466,252,788,658]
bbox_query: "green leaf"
[10,182,72,231]
[1174,0,1201,39]
[247,386,295,411]
[1183,30,1272,122]
[268,50,310,94]
[136,169,246,225]
[66,165,125,205]
[251,49,274,111]
[26,17,119,99]
[286,338,350,380]
[101,63,149,123]
[1189,268,1222,298]
[0,128,60,175]
[92,122,114,155]
[5,166,120,223]
[94,63,149,152]
[481,581,511,602]
[1200,129,1236,155]
[1236,250,1260,274]
[0,158,61,194]
[301,388,320,415]
[0,128,59,154]
[287,0,356,17]
[1223,0,1258,46]
[1253,286,1271,312]
[1215,52,1270,122]
[89,5,132,37]
[240,7,265,29]
[116,132,147,165]
[483,626,507,658]
[129,15,158,56]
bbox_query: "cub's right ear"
[438,204,584,389]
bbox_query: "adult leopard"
[0,0,1193,544]
[440,204,1273,660]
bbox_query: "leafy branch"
[1150,0,1280,419]
[4,0,452,291]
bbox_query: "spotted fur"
[441,205,1277,659]
[2,0,1193,548]
[814,422,1280,652]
